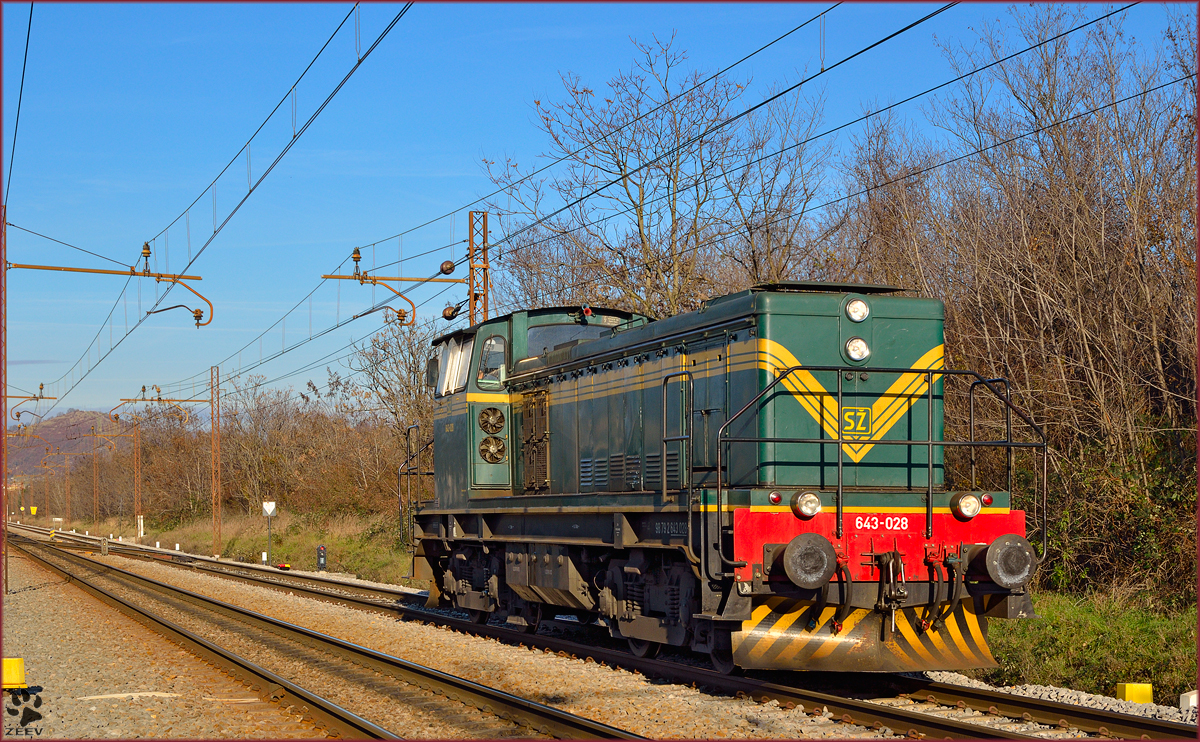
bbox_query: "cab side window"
[477,336,507,389]
[435,337,475,396]
[453,338,474,393]
[435,339,459,396]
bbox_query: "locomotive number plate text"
[854,515,911,531]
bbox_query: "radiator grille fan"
[479,436,507,463]
[478,407,505,434]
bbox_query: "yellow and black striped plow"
[731,596,996,672]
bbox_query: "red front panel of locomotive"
[732,507,1028,583]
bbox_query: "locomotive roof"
[751,280,903,294]
[431,305,639,346]
[430,283,904,346]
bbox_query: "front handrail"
[401,425,435,549]
[660,371,699,568]
[711,365,1048,580]
[969,378,1011,491]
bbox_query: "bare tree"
[485,35,831,318]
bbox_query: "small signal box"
[1116,683,1154,704]
[3,658,27,689]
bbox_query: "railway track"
[14,525,1196,740]
[9,534,641,741]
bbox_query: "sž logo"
[5,688,44,736]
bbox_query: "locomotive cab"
[412,283,1045,672]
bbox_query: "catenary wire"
[158,2,945,397]
[153,5,849,394]
[146,3,360,245]
[6,222,129,268]
[500,73,1191,315]
[465,2,959,271]
[347,3,842,254]
[34,4,413,416]
[473,1,1144,299]
[156,235,466,395]
[5,1,34,202]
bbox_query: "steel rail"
[890,680,1196,741]
[37,536,1028,740]
[16,525,1196,740]
[11,538,397,740]
[14,536,641,741]
[188,556,1196,741]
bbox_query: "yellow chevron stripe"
[772,606,837,663]
[747,604,808,661]
[758,339,944,462]
[744,598,785,632]
[924,621,963,664]
[962,601,996,663]
[806,608,871,661]
[943,612,978,663]
[894,612,938,665]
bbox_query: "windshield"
[526,323,611,358]
[478,336,507,389]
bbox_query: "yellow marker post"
[1116,683,1154,703]
[2,658,27,689]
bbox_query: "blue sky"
[2,2,1189,415]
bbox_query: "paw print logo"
[6,689,43,727]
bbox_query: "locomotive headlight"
[791,491,822,519]
[845,299,870,323]
[951,492,982,520]
[845,337,870,361]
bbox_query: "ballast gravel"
[1,552,324,739]
[108,554,887,739]
[923,670,1198,726]
[77,571,533,740]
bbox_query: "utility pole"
[133,423,141,523]
[210,366,221,558]
[468,211,490,326]
[113,390,201,540]
[3,205,9,594]
[92,426,98,526]
[49,450,90,527]
[80,425,128,530]
[319,212,492,328]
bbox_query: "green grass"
[94,512,420,588]
[968,590,1198,705]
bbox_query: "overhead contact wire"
[37,3,413,415]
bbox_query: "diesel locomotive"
[410,282,1045,673]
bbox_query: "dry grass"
[47,512,419,588]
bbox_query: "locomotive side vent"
[608,454,626,489]
[644,453,662,489]
[594,458,610,489]
[625,456,642,490]
[665,450,681,489]
[579,458,594,488]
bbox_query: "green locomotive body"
[412,282,1042,673]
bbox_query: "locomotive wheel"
[467,609,490,625]
[627,638,660,659]
[516,602,542,634]
[710,629,740,675]
[709,646,739,675]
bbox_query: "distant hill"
[7,409,124,476]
